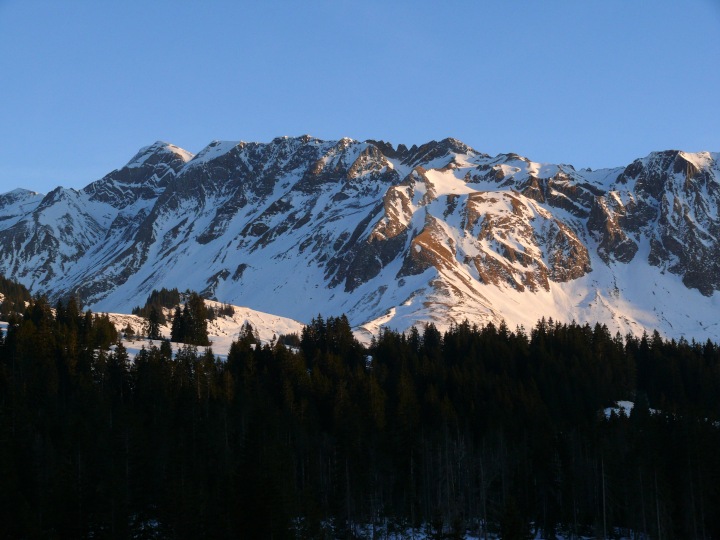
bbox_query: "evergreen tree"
[123,323,135,341]
[145,305,162,340]
[170,306,185,343]
[186,292,209,346]
[170,293,209,346]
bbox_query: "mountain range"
[1,136,719,341]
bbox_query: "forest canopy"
[1,289,720,538]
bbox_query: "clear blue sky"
[1,0,719,194]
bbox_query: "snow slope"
[107,299,304,359]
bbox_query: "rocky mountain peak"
[0,188,42,209]
[82,141,194,209]
[126,140,194,170]
[2,137,720,342]
[401,137,483,167]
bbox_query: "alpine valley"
[2,136,719,340]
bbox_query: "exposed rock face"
[0,137,719,338]
[610,151,720,295]
[587,194,638,263]
[454,191,590,292]
[83,141,192,208]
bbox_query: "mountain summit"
[1,137,719,340]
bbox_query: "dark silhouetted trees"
[2,298,720,538]
[170,292,209,346]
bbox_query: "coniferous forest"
[2,291,720,538]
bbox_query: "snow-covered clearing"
[107,299,304,360]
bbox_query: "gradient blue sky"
[1,0,719,194]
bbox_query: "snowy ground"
[107,299,305,359]
[602,400,663,419]
[292,522,637,540]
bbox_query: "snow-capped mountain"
[1,136,719,341]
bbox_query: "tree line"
[132,288,233,343]
[1,294,720,538]
[0,274,31,317]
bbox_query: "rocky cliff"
[1,137,718,340]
